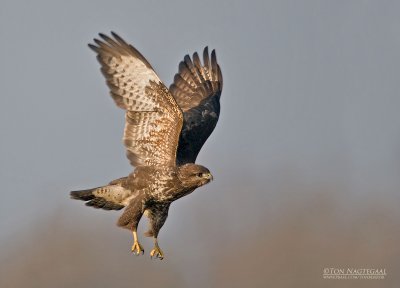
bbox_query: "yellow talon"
[150,239,164,260]
[131,231,144,255]
[131,241,144,255]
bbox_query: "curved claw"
[131,241,144,255]
[150,246,164,260]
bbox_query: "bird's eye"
[196,173,203,177]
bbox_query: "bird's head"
[177,164,213,188]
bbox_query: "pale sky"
[1,1,400,287]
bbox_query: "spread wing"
[169,47,223,164]
[89,32,183,167]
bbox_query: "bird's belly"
[151,187,195,203]
[169,188,196,202]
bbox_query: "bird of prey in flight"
[70,32,223,260]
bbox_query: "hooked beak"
[205,173,213,182]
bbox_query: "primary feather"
[170,47,223,164]
[89,32,183,167]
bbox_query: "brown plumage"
[71,32,222,260]
[171,47,223,164]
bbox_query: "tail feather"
[70,188,96,201]
[70,186,125,211]
[85,197,124,210]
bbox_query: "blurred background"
[1,0,400,287]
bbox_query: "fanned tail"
[70,186,125,211]
[70,188,96,201]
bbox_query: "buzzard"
[70,32,223,260]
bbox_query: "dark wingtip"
[211,49,217,60]
[93,38,104,46]
[98,32,108,40]
[88,43,99,52]
[203,47,210,68]
[110,31,125,44]
[211,49,218,72]
[192,52,201,66]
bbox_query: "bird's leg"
[150,237,164,260]
[131,230,144,255]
